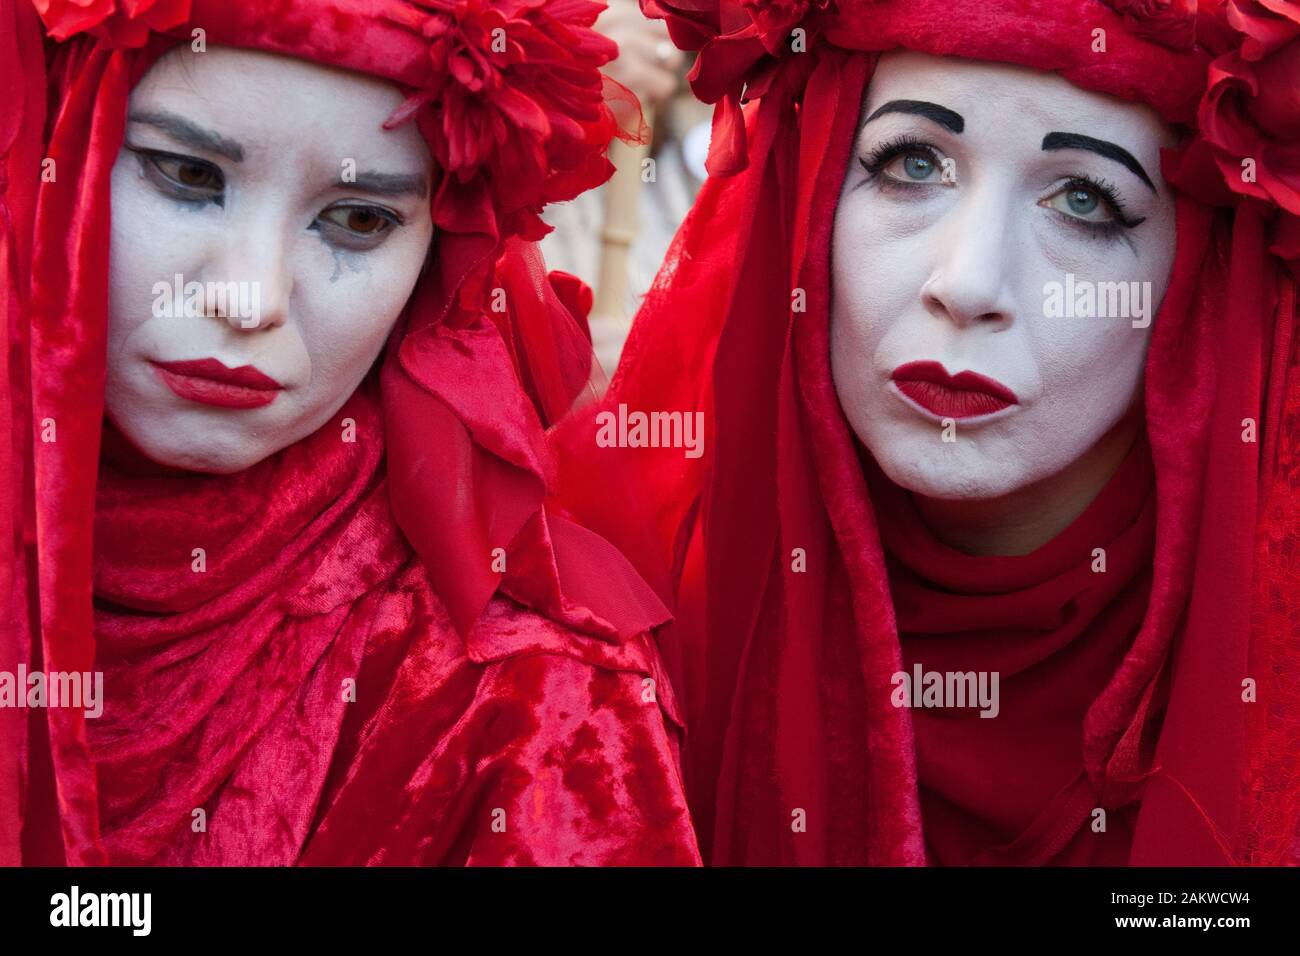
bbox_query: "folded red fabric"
[554,0,1300,864]
[2,0,698,865]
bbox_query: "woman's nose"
[199,218,294,332]
[920,183,1018,331]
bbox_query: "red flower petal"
[34,0,117,40]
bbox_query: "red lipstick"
[151,358,283,409]
[890,360,1018,419]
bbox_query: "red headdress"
[556,0,1300,864]
[0,0,676,864]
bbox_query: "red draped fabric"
[0,0,48,870]
[869,431,1157,865]
[555,0,1300,865]
[2,0,701,866]
[86,381,696,865]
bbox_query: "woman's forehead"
[128,45,431,171]
[863,49,1172,149]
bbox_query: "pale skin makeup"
[107,45,435,474]
[831,51,1179,555]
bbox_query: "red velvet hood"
[555,0,1300,864]
[0,0,671,865]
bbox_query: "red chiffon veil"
[555,0,1300,864]
[0,0,671,864]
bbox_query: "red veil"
[1,0,695,865]
[556,0,1300,864]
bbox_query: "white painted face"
[106,45,435,474]
[830,51,1179,500]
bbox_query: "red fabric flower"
[1198,0,1300,216]
[1101,0,1197,50]
[1112,0,1178,12]
[640,0,838,175]
[33,0,190,47]
[381,0,623,240]
[741,0,828,55]
[643,0,834,102]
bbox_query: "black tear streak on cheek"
[328,248,371,284]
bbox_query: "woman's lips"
[150,358,283,409]
[890,360,1019,420]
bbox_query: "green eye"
[1066,187,1099,215]
[902,153,935,180]
[1042,182,1113,223]
[879,148,944,185]
[860,137,949,189]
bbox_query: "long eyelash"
[1059,175,1146,238]
[860,134,940,178]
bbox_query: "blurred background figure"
[540,0,711,377]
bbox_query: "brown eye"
[151,153,223,191]
[175,160,216,187]
[347,208,386,234]
[319,205,397,237]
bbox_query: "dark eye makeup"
[857,135,1147,243]
[125,144,405,249]
[1044,175,1146,240]
[862,134,945,183]
[309,204,404,250]
[130,146,226,205]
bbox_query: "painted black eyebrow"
[1042,131,1155,193]
[127,110,245,163]
[336,170,429,199]
[862,99,965,134]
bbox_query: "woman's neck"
[912,409,1143,557]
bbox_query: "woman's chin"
[111,423,273,475]
[870,439,1032,502]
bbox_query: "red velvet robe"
[553,5,1300,865]
[3,0,703,866]
[75,382,701,866]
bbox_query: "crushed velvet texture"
[5,0,700,865]
[865,433,1158,865]
[0,0,48,869]
[1241,280,1300,864]
[554,21,1299,864]
[89,382,698,865]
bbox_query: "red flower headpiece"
[637,0,841,175]
[31,0,634,242]
[1198,1,1300,215]
[1157,0,1300,269]
[379,0,628,240]
[33,0,190,47]
[644,0,1298,268]
[1102,0,1200,49]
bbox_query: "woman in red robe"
[557,0,1300,865]
[0,0,700,866]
